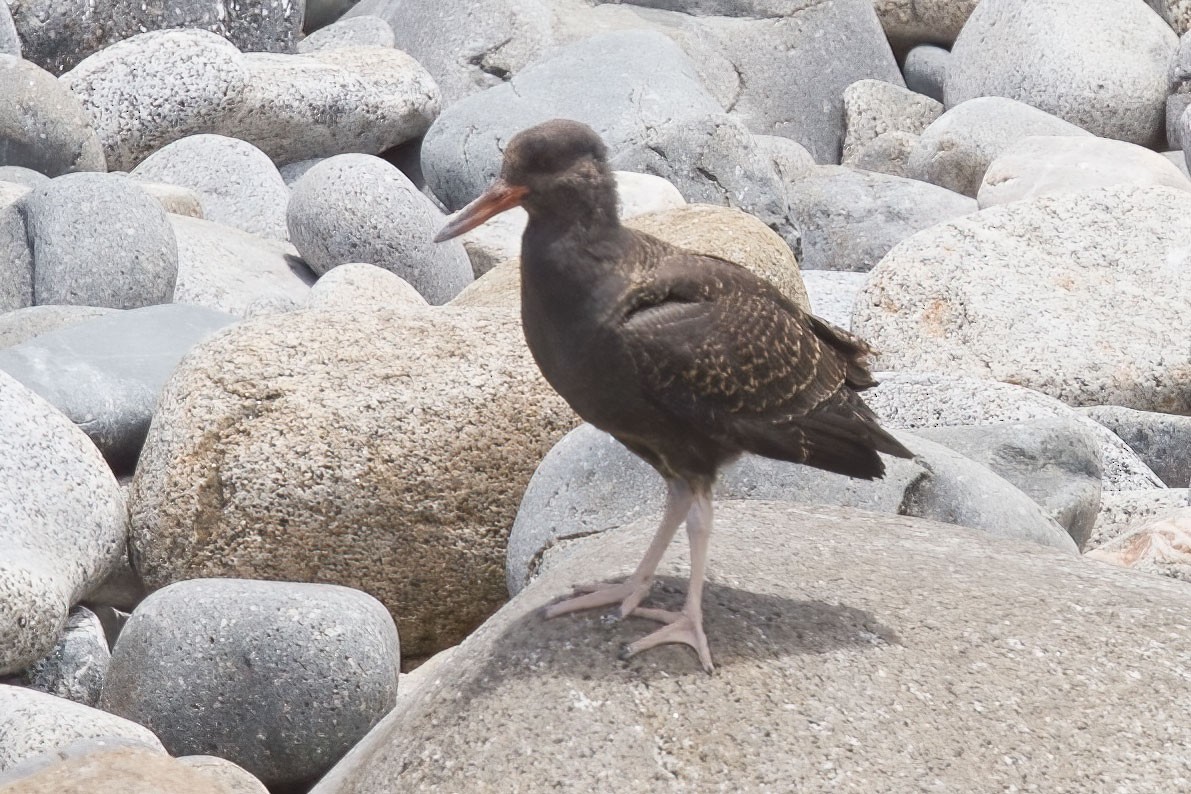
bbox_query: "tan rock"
[873,0,981,48]
[310,501,1191,793]
[1088,488,1190,549]
[128,307,576,656]
[1086,506,1191,582]
[452,205,808,313]
[306,263,429,311]
[0,746,241,794]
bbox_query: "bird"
[435,119,914,673]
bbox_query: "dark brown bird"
[435,119,913,672]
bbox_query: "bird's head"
[434,119,617,242]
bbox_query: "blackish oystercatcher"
[436,119,913,672]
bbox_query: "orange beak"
[433,179,530,242]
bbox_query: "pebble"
[100,579,400,791]
[287,154,472,304]
[131,135,290,241]
[903,44,951,102]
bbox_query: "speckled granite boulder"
[128,308,576,657]
[100,579,400,791]
[854,187,1191,413]
[841,79,943,165]
[1081,406,1191,489]
[0,56,105,176]
[1087,506,1191,583]
[310,501,1191,794]
[306,264,429,312]
[946,0,1176,148]
[801,270,866,330]
[298,16,396,53]
[1089,489,1190,550]
[287,154,472,304]
[61,30,249,171]
[131,135,290,241]
[873,0,981,48]
[22,173,177,309]
[0,371,127,675]
[0,686,163,772]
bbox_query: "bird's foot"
[542,578,652,620]
[621,609,713,673]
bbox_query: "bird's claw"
[542,578,652,620]
[619,610,714,673]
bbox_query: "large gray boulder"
[784,165,975,271]
[287,154,473,305]
[0,305,117,349]
[945,0,1177,148]
[0,371,128,675]
[23,173,177,308]
[507,423,1076,594]
[311,501,1191,794]
[131,135,290,241]
[100,579,400,792]
[420,30,791,239]
[128,308,577,658]
[0,304,238,473]
[907,96,1093,196]
[61,30,249,172]
[0,56,105,176]
[853,186,1191,414]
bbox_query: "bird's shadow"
[483,576,900,683]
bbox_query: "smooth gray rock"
[785,165,975,271]
[903,44,950,102]
[0,305,117,349]
[752,134,816,183]
[132,178,204,218]
[0,304,238,473]
[100,579,400,791]
[24,172,177,308]
[421,30,791,241]
[2,607,110,707]
[801,270,866,330]
[1090,489,1191,550]
[1164,149,1191,178]
[862,372,1165,492]
[0,3,18,56]
[1082,406,1191,489]
[0,185,31,312]
[0,686,163,772]
[314,501,1191,794]
[946,0,1176,148]
[912,419,1103,547]
[841,79,942,165]
[0,56,105,176]
[7,0,301,76]
[0,371,128,675]
[854,186,1191,414]
[218,48,440,166]
[279,158,324,187]
[287,154,472,304]
[298,16,396,53]
[306,0,360,31]
[0,166,49,188]
[171,215,316,319]
[978,135,1191,209]
[507,423,1075,595]
[1167,30,1191,149]
[131,135,290,241]
[908,96,1093,196]
[61,30,249,172]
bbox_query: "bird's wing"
[618,251,907,474]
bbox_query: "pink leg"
[543,480,693,620]
[623,488,714,673]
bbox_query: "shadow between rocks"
[485,576,900,683]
